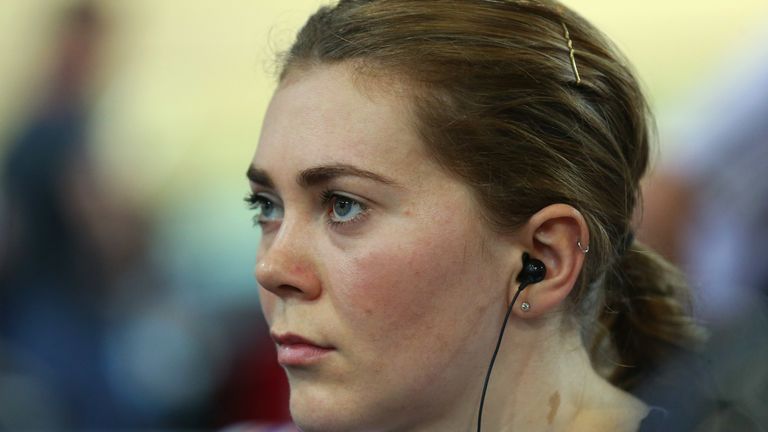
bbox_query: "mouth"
[271,332,335,366]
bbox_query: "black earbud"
[516,252,546,286]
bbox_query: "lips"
[271,332,335,366]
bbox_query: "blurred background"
[0,0,767,430]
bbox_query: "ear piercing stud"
[520,302,531,312]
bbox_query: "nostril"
[257,282,304,297]
[279,284,305,296]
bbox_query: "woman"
[245,1,703,430]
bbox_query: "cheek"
[331,227,490,349]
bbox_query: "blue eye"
[322,191,368,225]
[331,196,361,221]
[245,192,284,226]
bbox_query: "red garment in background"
[214,335,291,426]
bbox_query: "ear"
[511,204,589,319]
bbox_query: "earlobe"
[511,252,546,315]
[511,204,589,319]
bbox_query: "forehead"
[253,64,432,181]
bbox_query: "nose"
[255,224,322,301]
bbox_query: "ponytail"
[591,241,707,390]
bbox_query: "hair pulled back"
[278,0,704,390]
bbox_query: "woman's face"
[249,64,518,431]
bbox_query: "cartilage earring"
[577,240,590,254]
[520,302,531,312]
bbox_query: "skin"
[249,63,648,431]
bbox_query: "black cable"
[476,283,527,432]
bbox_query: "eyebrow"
[246,165,275,189]
[246,163,401,189]
[298,163,400,188]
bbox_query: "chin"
[288,384,385,432]
[290,402,356,432]
[289,382,346,432]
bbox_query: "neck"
[472,315,648,432]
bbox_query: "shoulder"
[569,382,649,432]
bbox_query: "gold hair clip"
[561,22,581,85]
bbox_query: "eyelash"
[244,192,278,227]
[244,190,369,228]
